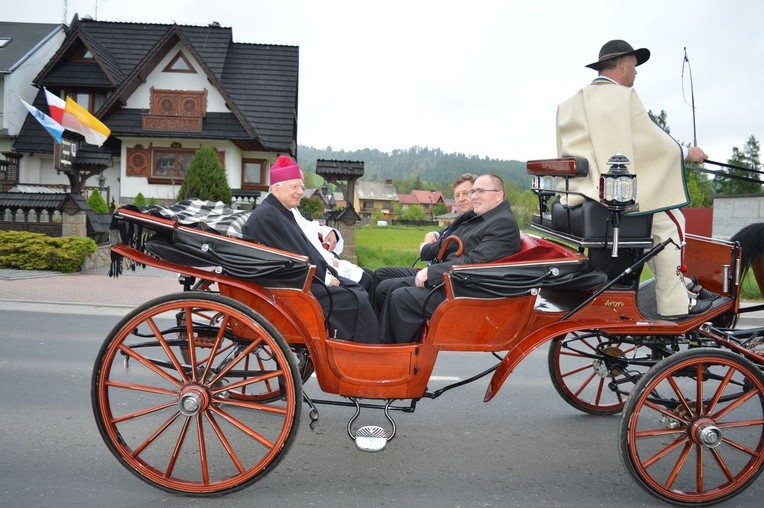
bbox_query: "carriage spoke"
[663,441,693,490]
[209,406,275,449]
[207,336,265,386]
[146,316,190,384]
[205,412,247,474]
[118,343,183,388]
[711,387,758,421]
[165,415,192,478]
[710,446,736,483]
[196,415,210,485]
[705,364,736,415]
[111,399,177,424]
[212,368,284,395]
[198,314,231,382]
[106,379,178,397]
[666,375,695,419]
[132,411,182,457]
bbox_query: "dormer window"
[164,51,196,73]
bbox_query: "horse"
[730,222,764,296]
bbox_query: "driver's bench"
[526,156,653,287]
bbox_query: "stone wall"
[82,244,112,271]
[712,196,764,240]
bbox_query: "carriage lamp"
[531,174,557,217]
[531,174,556,192]
[599,154,638,257]
[599,154,637,209]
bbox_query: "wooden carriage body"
[110,195,740,403]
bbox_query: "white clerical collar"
[592,76,619,85]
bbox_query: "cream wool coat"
[556,82,690,214]
[556,81,693,316]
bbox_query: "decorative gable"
[142,87,207,132]
[163,51,195,73]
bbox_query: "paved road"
[0,269,762,507]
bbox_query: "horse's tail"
[730,222,764,273]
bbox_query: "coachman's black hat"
[585,39,650,70]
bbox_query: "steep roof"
[17,17,297,154]
[0,191,81,210]
[316,159,365,179]
[397,193,419,205]
[0,21,62,72]
[398,190,445,206]
[411,190,444,204]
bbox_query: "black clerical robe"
[242,194,382,343]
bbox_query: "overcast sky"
[6,0,763,163]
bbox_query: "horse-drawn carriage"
[91,157,764,506]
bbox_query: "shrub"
[299,195,325,220]
[177,146,232,204]
[134,193,147,206]
[87,189,109,213]
[0,231,97,273]
[400,204,427,221]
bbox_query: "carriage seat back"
[495,233,579,263]
[526,157,652,245]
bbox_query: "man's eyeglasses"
[277,183,305,192]
[467,188,501,197]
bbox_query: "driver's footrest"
[354,425,389,452]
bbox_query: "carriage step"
[354,425,389,452]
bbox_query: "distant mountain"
[297,145,529,189]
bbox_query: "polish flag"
[44,87,65,124]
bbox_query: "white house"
[12,15,298,206]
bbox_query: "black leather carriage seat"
[527,157,652,247]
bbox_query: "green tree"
[400,204,427,221]
[433,203,448,216]
[87,189,109,213]
[715,135,762,195]
[505,182,537,228]
[648,109,670,133]
[303,171,325,189]
[370,209,385,224]
[299,195,325,220]
[178,146,232,204]
[683,163,712,207]
[134,192,147,206]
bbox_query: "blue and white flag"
[20,97,64,143]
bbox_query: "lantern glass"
[602,176,615,201]
[613,175,635,203]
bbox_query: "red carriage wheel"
[548,331,653,415]
[620,348,764,505]
[92,292,301,495]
